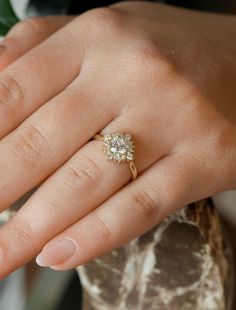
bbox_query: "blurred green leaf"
[0,0,19,36]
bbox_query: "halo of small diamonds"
[103,132,135,163]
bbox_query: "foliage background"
[0,0,19,35]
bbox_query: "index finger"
[0,16,85,138]
[0,16,75,70]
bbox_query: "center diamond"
[103,133,135,163]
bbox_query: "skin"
[0,1,235,277]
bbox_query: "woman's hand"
[0,1,236,276]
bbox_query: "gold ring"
[92,132,137,181]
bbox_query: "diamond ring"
[92,132,137,181]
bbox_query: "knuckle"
[127,41,177,79]
[9,124,50,167]
[205,125,236,186]
[130,188,158,220]
[81,7,124,36]
[64,155,102,193]
[93,212,113,244]
[212,125,234,158]
[0,218,36,261]
[0,75,24,113]
[9,16,52,35]
[132,42,161,63]
[0,234,11,260]
[10,218,35,246]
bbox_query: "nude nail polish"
[36,238,76,267]
[0,45,6,55]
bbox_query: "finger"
[0,113,170,278]
[0,16,75,70]
[0,74,170,209]
[36,152,209,269]
[0,15,86,138]
[0,73,115,209]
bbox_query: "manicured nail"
[36,238,76,267]
[0,45,6,55]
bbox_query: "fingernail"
[0,45,6,55]
[36,238,76,267]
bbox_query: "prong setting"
[103,132,135,163]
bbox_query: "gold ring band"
[92,132,138,181]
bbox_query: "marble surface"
[78,199,233,310]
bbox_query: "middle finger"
[0,75,114,209]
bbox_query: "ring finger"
[38,151,205,269]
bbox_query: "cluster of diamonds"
[103,132,135,163]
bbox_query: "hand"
[0,1,236,277]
